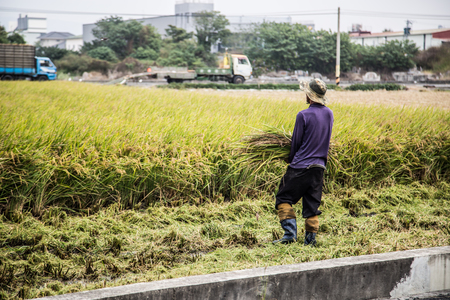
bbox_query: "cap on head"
[299,78,329,105]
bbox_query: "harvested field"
[195,89,450,110]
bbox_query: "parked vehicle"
[0,44,57,81]
[146,53,252,84]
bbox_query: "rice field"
[0,81,449,299]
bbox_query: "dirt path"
[194,88,450,110]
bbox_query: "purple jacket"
[288,103,334,169]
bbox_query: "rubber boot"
[304,231,317,246]
[273,219,297,244]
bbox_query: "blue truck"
[0,44,57,81]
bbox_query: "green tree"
[157,40,204,68]
[0,26,9,43]
[7,32,26,44]
[194,10,231,63]
[0,26,27,44]
[87,46,118,62]
[92,16,161,59]
[355,40,419,71]
[165,25,193,43]
[244,22,355,75]
[307,30,355,74]
[35,45,75,60]
[130,47,158,60]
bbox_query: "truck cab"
[231,55,252,84]
[36,57,57,81]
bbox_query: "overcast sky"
[1,0,449,35]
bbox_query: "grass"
[0,183,450,299]
[1,184,449,299]
[0,81,449,299]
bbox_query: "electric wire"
[1,6,450,21]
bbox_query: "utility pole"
[404,20,412,40]
[336,7,340,86]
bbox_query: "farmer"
[273,78,334,246]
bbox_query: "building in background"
[13,13,47,45]
[174,0,214,33]
[83,0,314,45]
[350,27,450,50]
[65,35,83,51]
[38,32,74,47]
[37,32,83,51]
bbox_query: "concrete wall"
[138,16,177,37]
[82,23,96,43]
[36,246,450,300]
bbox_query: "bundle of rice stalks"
[238,126,292,163]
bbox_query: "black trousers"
[275,166,324,219]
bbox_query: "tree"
[0,26,9,43]
[7,32,26,44]
[157,39,204,68]
[0,26,26,44]
[87,46,118,62]
[194,11,231,53]
[35,45,76,61]
[130,47,158,60]
[92,16,161,59]
[165,25,193,43]
[244,22,355,75]
[355,40,419,71]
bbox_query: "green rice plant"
[0,82,449,217]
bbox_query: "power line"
[0,6,165,17]
[1,6,450,21]
[342,10,450,20]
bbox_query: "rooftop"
[349,27,450,38]
[39,32,74,40]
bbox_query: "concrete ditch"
[37,246,450,300]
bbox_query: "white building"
[38,32,83,51]
[14,13,47,45]
[65,35,83,51]
[38,32,74,47]
[349,28,450,50]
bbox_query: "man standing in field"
[273,78,334,246]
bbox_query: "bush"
[55,54,112,75]
[36,46,76,61]
[87,46,118,62]
[159,83,339,90]
[114,57,144,74]
[130,47,159,60]
[345,83,406,91]
[414,45,450,72]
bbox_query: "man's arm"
[288,112,305,163]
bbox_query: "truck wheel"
[233,76,245,84]
[2,75,13,81]
[38,76,48,81]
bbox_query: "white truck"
[146,53,252,84]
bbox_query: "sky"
[1,0,449,35]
